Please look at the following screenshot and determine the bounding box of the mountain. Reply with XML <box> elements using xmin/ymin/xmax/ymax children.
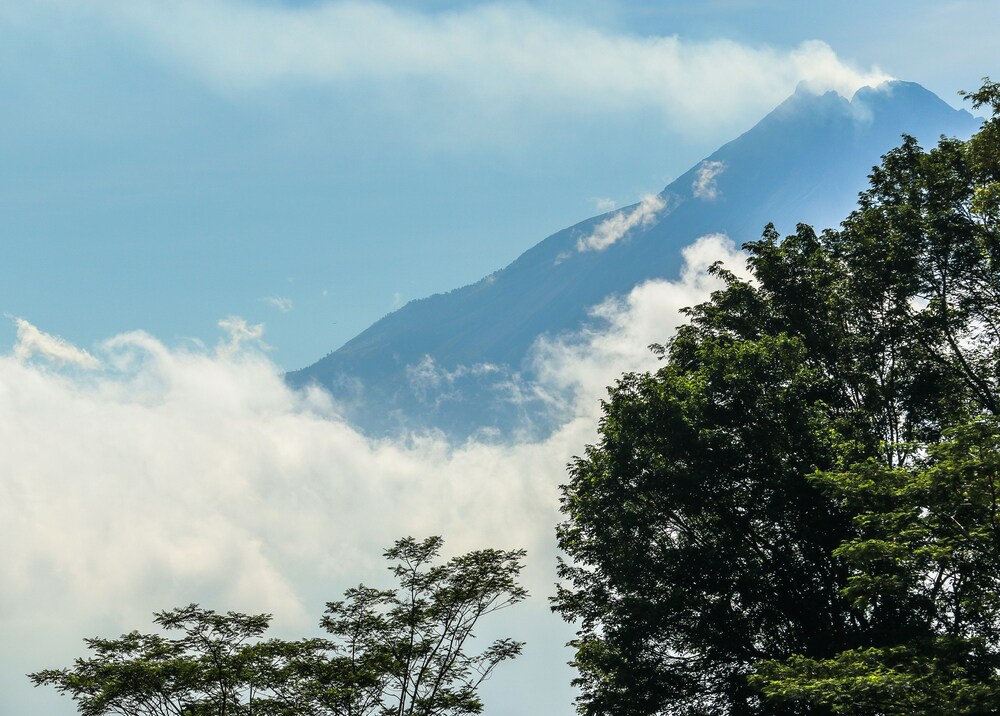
<box><xmin>287</xmin><ymin>81</ymin><xmax>980</xmax><ymax>439</ymax></box>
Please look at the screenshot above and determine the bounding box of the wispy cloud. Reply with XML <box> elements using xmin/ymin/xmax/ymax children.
<box><xmin>692</xmin><ymin>160</ymin><xmax>726</xmax><ymax>200</ymax></box>
<box><xmin>11</xmin><ymin>317</ymin><xmax>100</xmax><ymax>369</ymax></box>
<box><xmin>406</xmin><ymin>355</ymin><xmax>507</xmax><ymax>407</ymax></box>
<box><xmin>216</xmin><ymin>316</ymin><xmax>267</xmax><ymax>357</ymax></box>
<box><xmin>589</xmin><ymin>197</ymin><xmax>617</xmax><ymax>212</ymax></box>
<box><xmin>31</xmin><ymin>1</ymin><xmax>890</xmax><ymax>134</ymax></box>
<box><xmin>262</xmin><ymin>296</ymin><xmax>294</xmax><ymax>313</ymax></box>
<box><xmin>576</xmin><ymin>194</ymin><xmax>667</xmax><ymax>253</ymax></box>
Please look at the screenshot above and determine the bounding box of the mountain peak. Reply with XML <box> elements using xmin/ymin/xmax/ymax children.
<box><xmin>852</xmin><ymin>79</ymin><xmax>980</xmax><ymax>123</ymax></box>
<box><xmin>793</xmin><ymin>79</ymin><xmax>843</xmax><ymax>97</ymax></box>
<box><xmin>853</xmin><ymin>79</ymin><xmax>937</xmax><ymax>103</ymax></box>
<box><xmin>776</xmin><ymin>82</ymin><xmax>849</xmax><ymax>115</ymax></box>
<box><xmin>778</xmin><ymin>79</ymin><xmax>968</xmax><ymax>126</ymax></box>
<box><xmin>289</xmin><ymin>81</ymin><xmax>982</xmax><ymax>440</ymax></box>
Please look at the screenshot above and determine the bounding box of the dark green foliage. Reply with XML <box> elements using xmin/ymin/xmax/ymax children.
<box><xmin>29</xmin><ymin>605</ymin><xmax>319</xmax><ymax>716</ymax></box>
<box><xmin>753</xmin><ymin>419</ymin><xmax>1000</xmax><ymax>714</ymax></box>
<box><xmin>553</xmin><ymin>79</ymin><xmax>1000</xmax><ymax>716</ymax></box>
<box><xmin>554</xmin><ymin>263</ymin><xmax>863</xmax><ymax>716</ymax></box>
<box><xmin>30</xmin><ymin>537</ymin><xmax>526</xmax><ymax>716</ymax></box>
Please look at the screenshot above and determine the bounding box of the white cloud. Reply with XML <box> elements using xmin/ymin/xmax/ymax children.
<box><xmin>11</xmin><ymin>317</ymin><xmax>100</xmax><ymax>369</ymax></box>
<box><xmin>535</xmin><ymin>233</ymin><xmax>749</xmax><ymax>416</ymax></box>
<box><xmin>0</xmin><ymin>236</ymin><xmax>750</xmax><ymax>715</ymax></box>
<box><xmin>692</xmin><ymin>160</ymin><xmax>726</xmax><ymax>200</ymax></box>
<box><xmin>576</xmin><ymin>193</ymin><xmax>667</xmax><ymax>253</ymax></box>
<box><xmin>29</xmin><ymin>1</ymin><xmax>890</xmax><ymax>134</ymax></box>
<box><xmin>216</xmin><ymin>316</ymin><xmax>268</xmax><ymax>357</ymax></box>
<box><xmin>405</xmin><ymin>355</ymin><xmax>506</xmax><ymax>407</ymax></box>
<box><xmin>262</xmin><ymin>296</ymin><xmax>294</xmax><ymax>313</ymax></box>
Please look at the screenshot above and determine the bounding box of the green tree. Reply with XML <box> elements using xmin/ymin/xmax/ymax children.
<box><xmin>29</xmin><ymin>605</ymin><xmax>318</xmax><ymax>716</ymax></box>
<box><xmin>311</xmin><ymin>536</ymin><xmax>528</xmax><ymax>716</ymax></box>
<box><xmin>752</xmin><ymin>419</ymin><xmax>1000</xmax><ymax>714</ymax></box>
<box><xmin>553</xmin><ymin>270</ymin><xmax>864</xmax><ymax>716</ymax></box>
<box><xmin>30</xmin><ymin>537</ymin><xmax>527</xmax><ymax>716</ymax></box>
<box><xmin>552</xmin><ymin>79</ymin><xmax>1000</xmax><ymax>716</ymax></box>
<box><xmin>748</xmin><ymin>79</ymin><xmax>1000</xmax><ymax>716</ymax></box>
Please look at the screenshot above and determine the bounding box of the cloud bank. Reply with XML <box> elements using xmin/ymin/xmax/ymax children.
<box><xmin>0</xmin><ymin>234</ymin><xmax>747</xmax><ymax>715</ymax></box>
<box><xmin>27</xmin><ymin>0</ymin><xmax>890</xmax><ymax>133</ymax></box>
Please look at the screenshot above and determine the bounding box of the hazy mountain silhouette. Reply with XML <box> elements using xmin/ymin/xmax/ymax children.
<box><xmin>288</xmin><ymin>81</ymin><xmax>980</xmax><ymax>439</ymax></box>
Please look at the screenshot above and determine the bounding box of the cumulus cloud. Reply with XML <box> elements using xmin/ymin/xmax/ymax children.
<box><xmin>535</xmin><ymin>233</ymin><xmax>749</xmax><ymax>415</ymax></box>
<box><xmin>0</xmin><ymin>235</ymin><xmax>749</xmax><ymax>715</ymax></box>
<box><xmin>576</xmin><ymin>193</ymin><xmax>667</xmax><ymax>253</ymax></box>
<box><xmin>11</xmin><ymin>317</ymin><xmax>100</xmax><ymax>369</ymax></box>
<box><xmin>692</xmin><ymin>160</ymin><xmax>726</xmax><ymax>200</ymax></box>
<box><xmin>26</xmin><ymin>1</ymin><xmax>890</xmax><ymax>134</ymax></box>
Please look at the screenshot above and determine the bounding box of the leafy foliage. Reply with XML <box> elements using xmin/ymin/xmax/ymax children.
<box><xmin>553</xmin><ymin>79</ymin><xmax>1000</xmax><ymax>715</ymax></box>
<box><xmin>314</xmin><ymin>536</ymin><xmax>527</xmax><ymax>716</ymax></box>
<box><xmin>30</xmin><ymin>537</ymin><xmax>526</xmax><ymax>716</ymax></box>
<box><xmin>553</xmin><ymin>264</ymin><xmax>863</xmax><ymax>716</ymax></box>
<box><xmin>29</xmin><ymin>605</ymin><xmax>316</xmax><ymax>716</ymax></box>
<box><xmin>753</xmin><ymin>419</ymin><xmax>1000</xmax><ymax>714</ymax></box>
<box><xmin>749</xmin><ymin>79</ymin><xmax>1000</xmax><ymax>715</ymax></box>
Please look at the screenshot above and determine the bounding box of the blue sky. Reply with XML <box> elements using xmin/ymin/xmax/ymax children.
<box><xmin>3</xmin><ymin>0</ymin><xmax>996</xmax><ymax>370</ymax></box>
<box><xmin>3</xmin><ymin>3</ymin><xmax>1000</xmax><ymax>715</ymax></box>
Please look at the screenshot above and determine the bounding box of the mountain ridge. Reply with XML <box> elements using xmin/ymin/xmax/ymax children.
<box><xmin>288</xmin><ymin>80</ymin><xmax>980</xmax><ymax>439</ymax></box>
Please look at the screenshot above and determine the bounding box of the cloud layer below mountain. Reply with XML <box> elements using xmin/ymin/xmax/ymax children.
<box><xmin>1</xmin><ymin>234</ymin><xmax>746</xmax><ymax>714</ymax></box>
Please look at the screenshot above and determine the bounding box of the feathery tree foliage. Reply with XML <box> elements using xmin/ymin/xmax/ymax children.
<box><xmin>30</xmin><ymin>536</ymin><xmax>526</xmax><ymax>716</ymax></box>
<box><xmin>314</xmin><ymin>536</ymin><xmax>527</xmax><ymax>716</ymax></box>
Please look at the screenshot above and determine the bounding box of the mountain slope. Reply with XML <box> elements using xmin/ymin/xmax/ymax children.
<box><xmin>288</xmin><ymin>81</ymin><xmax>979</xmax><ymax>438</ymax></box>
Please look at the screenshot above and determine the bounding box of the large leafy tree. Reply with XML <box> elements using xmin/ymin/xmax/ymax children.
<box><xmin>749</xmin><ymin>80</ymin><xmax>1000</xmax><ymax>715</ymax></box>
<box><xmin>31</xmin><ymin>537</ymin><xmax>526</xmax><ymax>716</ymax></box>
<box><xmin>752</xmin><ymin>419</ymin><xmax>1000</xmax><ymax>714</ymax></box>
<box><xmin>553</xmin><ymin>252</ymin><xmax>865</xmax><ymax>716</ymax></box>
<box><xmin>553</xmin><ymin>79</ymin><xmax>1000</xmax><ymax>716</ymax></box>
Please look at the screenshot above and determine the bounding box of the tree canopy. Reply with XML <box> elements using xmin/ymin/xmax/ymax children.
<box><xmin>30</xmin><ymin>536</ymin><xmax>526</xmax><ymax>716</ymax></box>
<box><xmin>553</xmin><ymin>78</ymin><xmax>1000</xmax><ymax>716</ymax></box>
